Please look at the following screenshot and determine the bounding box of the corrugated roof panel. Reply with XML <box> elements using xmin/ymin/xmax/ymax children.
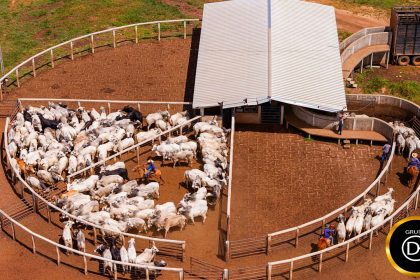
<box><xmin>193</xmin><ymin>0</ymin><xmax>269</xmax><ymax>108</ymax></box>
<box><xmin>271</xmin><ymin>0</ymin><xmax>346</xmax><ymax>112</ymax></box>
<box><xmin>193</xmin><ymin>0</ymin><xmax>347</xmax><ymax>112</ymax></box>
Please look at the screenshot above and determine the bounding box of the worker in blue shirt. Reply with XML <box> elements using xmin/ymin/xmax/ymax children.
<box><xmin>322</xmin><ymin>224</ymin><xmax>335</xmax><ymax>246</ymax></box>
<box><xmin>381</xmin><ymin>143</ymin><xmax>392</xmax><ymax>163</ymax></box>
<box><xmin>408</xmin><ymin>153</ymin><xmax>420</xmax><ymax>169</ymax></box>
<box><xmin>144</xmin><ymin>159</ymin><xmax>157</xmax><ymax>178</ymax></box>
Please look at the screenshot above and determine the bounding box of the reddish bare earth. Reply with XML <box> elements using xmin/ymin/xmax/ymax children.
<box><xmin>0</xmin><ymin>37</ymin><xmax>415</xmax><ymax>280</ymax></box>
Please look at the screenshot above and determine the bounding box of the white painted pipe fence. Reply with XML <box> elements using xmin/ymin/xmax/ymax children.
<box><xmin>0</xmin><ymin>18</ymin><xmax>200</xmax><ymax>101</ymax></box>
<box><xmin>0</xmin><ymin>209</ymin><xmax>184</xmax><ymax>280</ymax></box>
<box><xmin>224</xmin><ymin>114</ymin><xmax>235</xmax><ymax>261</ymax></box>
<box><xmin>4</xmin><ymin>117</ymin><xmax>187</xmax><ymax>260</ymax></box>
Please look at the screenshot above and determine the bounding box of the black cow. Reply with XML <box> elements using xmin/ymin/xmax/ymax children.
<box><xmin>23</xmin><ymin>109</ymin><xmax>32</xmax><ymax>122</ymax></box>
<box><xmin>37</xmin><ymin>113</ymin><xmax>60</xmax><ymax>130</ymax></box>
<box><xmin>99</xmin><ymin>168</ymin><xmax>129</xmax><ymax>181</ymax></box>
<box><xmin>116</xmin><ymin>106</ymin><xmax>143</xmax><ymax>123</ymax></box>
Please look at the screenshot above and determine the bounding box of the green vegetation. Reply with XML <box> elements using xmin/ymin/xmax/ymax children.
<box><xmin>355</xmin><ymin>71</ymin><xmax>420</xmax><ymax>102</ymax></box>
<box><xmin>347</xmin><ymin>0</ymin><xmax>420</xmax><ymax>10</ymax></box>
<box><xmin>0</xmin><ymin>0</ymin><xmax>187</xmax><ymax>72</ymax></box>
<box><xmin>338</xmin><ymin>30</ymin><xmax>352</xmax><ymax>42</ymax></box>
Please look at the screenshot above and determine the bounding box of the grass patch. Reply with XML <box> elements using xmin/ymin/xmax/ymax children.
<box><xmin>355</xmin><ymin>71</ymin><xmax>420</xmax><ymax>102</ymax></box>
<box><xmin>338</xmin><ymin>29</ymin><xmax>352</xmax><ymax>42</ymax></box>
<box><xmin>346</xmin><ymin>0</ymin><xmax>419</xmax><ymax>10</ymax></box>
<box><xmin>0</xmin><ymin>0</ymin><xmax>188</xmax><ymax>72</ymax></box>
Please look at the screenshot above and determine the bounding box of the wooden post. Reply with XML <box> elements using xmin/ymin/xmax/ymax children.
<box><xmin>56</xmin><ymin>247</ymin><xmax>61</xmax><ymax>265</ymax></box>
<box><xmin>107</xmin><ymin>102</ymin><xmax>111</xmax><ymax>114</ymax></box>
<box><xmin>32</xmin><ymin>58</ymin><xmax>36</xmax><ymax>77</ymax></box>
<box><xmin>267</xmin><ymin>265</ymin><xmax>272</xmax><ymax>280</ymax></box>
<box><xmin>135</xmin><ymin>26</ymin><xmax>139</xmax><ymax>44</ymax></box>
<box><xmin>136</xmin><ymin>147</ymin><xmax>140</xmax><ymax>163</ymax></box>
<box><xmin>266</xmin><ymin>235</ymin><xmax>272</xmax><ymax>254</ymax></box>
<box><xmin>183</xmin><ymin>21</ymin><xmax>187</xmax><ymax>39</ymax></box>
<box><xmin>319</xmin><ymin>253</ymin><xmax>323</xmax><ymax>272</ymax></box>
<box><xmin>113</xmin><ymin>30</ymin><xmax>116</xmax><ymax>48</ymax></box>
<box><xmin>47</xmin><ymin>205</ymin><xmax>51</xmax><ymax>223</ymax></box>
<box><xmin>31</xmin><ymin>235</ymin><xmax>36</xmax><ymax>253</ymax></box>
<box><xmin>16</xmin><ymin>69</ymin><xmax>20</xmax><ymax>88</ymax></box>
<box><xmin>70</xmin><ymin>41</ymin><xmax>74</xmax><ymax>60</ymax></box>
<box><xmin>93</xmin><ymin>228</ymin><xmax>97</xmax><ymax>245</ymax></box>
<box><xmin>369</xmin><ymin>231</ymin><xmax>373</xmax><ymax>250</ymax></box>
<box><xmin>11</xmin><ymin>222</ymin><xmax>16</xmax><ymax>240</ymax></box>
<box><xmin>181</xmin><ymin>243</ymin><xmax>186</xmax><ymax>262</ymax></box>
<box><xmin>295</xmin><ymin>228</ymin><xmax>299</xmax><ymax>247</ymax></box>
<box><xmin>83</xmin><ymin>256</ymin><xmax>88</xmax><ymax>275</ymax></box>
<box><xmin>289</xmin><ymin>261</ymin><xmax>294</xmax><ymax>280</ymax></box>
<box><xmin>345</xmin><ymin>243</ymin><xmax>350</xmax><ymax>262</ymax></box>
<box><xmin>50</xmin><ymin>49</ymin><xmax>54</xmax><ymax>68</ymax></box>
<box><xmin>157</xmin><ymin>23</ymin><xmax>161</xmax><ymax>41</ymax></box>
<box><xmin>91</xmin><ymin>35</ymin><xmax>95</xmax><ymax>54</ymax></box>
<box><xmin>225</xmin><ymin>241</ymin><xmax>230</xmax><ymax>262</ymax></box>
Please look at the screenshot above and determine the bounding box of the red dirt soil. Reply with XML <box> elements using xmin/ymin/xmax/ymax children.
<box><xmin>0</xmin><ymin>38</ymin><xmax>415</xmax><ymax>279</ymax></box>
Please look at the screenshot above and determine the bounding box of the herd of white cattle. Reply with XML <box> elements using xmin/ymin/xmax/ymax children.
<box><xmin>390</xmin><ymin>121</ymin><xmax>420</xmax><ymax>156</ymax></box>
<box><xmin>6</xmin><ymin>103</ymin><xmax>230</xmax><ymax>274</ymax></box>
<box><xmin>335</xmin><ymin>188</ymin><xmax>395</xmax><ymax>243</ymax></box>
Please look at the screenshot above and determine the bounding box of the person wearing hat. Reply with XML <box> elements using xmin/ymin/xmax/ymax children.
<box><xmin>144</xmin><ymin>158</ymin><xmax>157</xmax><ymax>178</ymax></box>
<box><xmin>322</xmin><ymin>224</ymin><xmax>335</xmax><ymax>246</ymax></box>
<box><xmin>408</xmin><ymin>153</ymin><xmax>420</xmax><ymax>169</ymax></box>
<box><xmin>380</xmin><ymin>143</ymin><xmax>392</xmax><ymax>163</ymax></box>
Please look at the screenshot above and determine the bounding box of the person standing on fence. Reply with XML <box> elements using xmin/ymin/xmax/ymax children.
<box><xmin>337</xmin><ymin>113</ymin><xmax>344</xmax><ymax>135</ymax></box>
<box><xmin>380</xmin><ymin>143</ymin><xmax>392</xmax><ymax>163</ymax></box>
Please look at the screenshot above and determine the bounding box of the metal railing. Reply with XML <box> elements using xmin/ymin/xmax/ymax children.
<box><xmin>0</xmin><ymin>209</ymin><xmax>184</xmax><ymax>280</ymax></box>
<box><xmin>227</xmin><ymin>141</ymin><xmax>395</xmax><ymax>260</ymax></box>
<box><xmin>0</xmin><ymin>18</ymin><xmax>200</xmax><ymax>101</ymax></box>
<box><xmin>67</xmin><ymin>115</ymin><xmax>202</xmax><ymax>182</ymax></box>
<box><xmin>267</xmin><ymin>182</ymin><xmax>420</xmax><ymax>279</ymax></box>
<box><xmin>4</xmin><ymin>116</ymin><xmax>187</xmax><ymax>260</ymax></box>
<box><xmin>224</xmin><ymin>114</ymin><xmax>235</xmax><ymax>261</ymax></box>
<box><xmin>341</xmin><ymin>32</ymin><xmax>391</xmax><ymax>65</ymax></box>
<box><xmin>340</xmin><ymin>26</ymin><xmax>389</xmax><ymax>53</ymax></box>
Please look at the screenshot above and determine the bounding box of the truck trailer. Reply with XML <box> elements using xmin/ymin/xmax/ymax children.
<box><xmin>390</xmin><ymin>6</ymin><xmax>420</xmax><ymax>66</ymax></box>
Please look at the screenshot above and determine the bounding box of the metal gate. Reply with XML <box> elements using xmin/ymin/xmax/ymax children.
<box><xmin>185</xmin><ymin>257</ymin><xmax>224</xmax><ymax>280</ymax></box>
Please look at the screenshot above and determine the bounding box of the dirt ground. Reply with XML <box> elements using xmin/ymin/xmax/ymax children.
<box><xmin>0</xmin><ymin>31</ymin><xmax>417</xmax><ymax>280</ymax></box>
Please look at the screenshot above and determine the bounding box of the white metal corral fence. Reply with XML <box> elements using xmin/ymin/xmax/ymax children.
<box><xmin>4</xmin><ymin>113</ymin><xmax>191</xmax><ymax>262</ymax></box>
<box><xmin>0</xmin><ymin>209</ymin><xmax>185</xmax><ymax>280</ymax></box>
<box><xmin>0</xmin><ymin>18</ymin><xmax>200</xmax><ymax>101</ymax></box>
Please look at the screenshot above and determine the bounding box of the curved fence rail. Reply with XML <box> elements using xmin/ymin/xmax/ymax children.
<box><xmin>0</xmin><ymin>209</ymin><xmax>184</xmax><ymax>280</ymax></box>
<box><xmin>267</xmin><ymin>183</ymin><xmax>420</xmax><ymax>279</ymax></box>
<box><xmin>4</xmin><ymin>114</ymin><xmax>189</xmax><ymax>261</ymax></box>
<box><xmin>340</xmin><ymin>26</ymin><xmax>389</xmax><ymax>53</ymax></box>
<box><xmin>0</xmin><ymin>18</ymin><xmax>200</xmax><ymax>101</ymax></box>
<box><xmin>226</xmin><ymin>104</ymin><xmax>397</xmax><ymax>260</ymax></box>
<box><xmin>341</xmin><ymin>32</ymin><xmax>391</xmax><ymax>65</ymax></box>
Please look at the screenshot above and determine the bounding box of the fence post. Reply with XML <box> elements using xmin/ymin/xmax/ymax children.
<box><xmin>390</xmin><ymin>217</ymin><xmax>394</xmax><ymax>230</ymax></box>
<box><xmin>345</xmin><ymin>243</ymin><xmax>350</xmax><ymax>262</ymax></box>
<box><xmin>183</xmin><ymin>21</ymin><xmax>187</xmax><ymax>39</ymax></box>
<box><xmin>70</xmin><ymin>41</ymin><xmax>74</xmax><ymax>60</ymax></box>
<box><xmin>376</xmin><ymin>180</ymin><xmax>381</xmax><ymax>196</ymax></box>
<box><xmin>50</xmin><ymin>49</ymin><xmax>54</xmax><ymax>68</ymax></box>
<box><xmin>267</xmin><ymin>264</ymin><xmax>272</xmax><ymax>280</ymax></box>
<box><xmin>145</xmin><ymin>267</ymin><xmax>149</xmax><ymax>280</ymax></box>
<box><xmin>93</xmin><ymin>228</ymin><xmax>97</xmax><ymax>245</ymax></box>
<box><xmin>415</xmin><ymin>192</ymin><xmax>419</xmax><ymax>210</ymax></box>
<box><xmin>135</xmin><ymin>26</ymin><xmax>139</xmax><ymax>44</ymax></box>
<box><xmin>56</xmin><ymin>247</ymin><xmax>60</xmax><ymax>265</ymax></box>
<box><xmin>157</xmin><ymin>22</ymin><xmax>161</xmax><ymax>41</ymax></box>
<box><xmin>91</xmin><ymin>35</ymin><xmax>95</xmax><ymax>54</ymax></box>
<box><xmin>0</xmin><ymin>213</ymin><xmax>3</xmax><ymax>230</ymax></box>
<box><xmin>225</xmin><ymin>240</ymin><xmax>230</xmax><ymax>262</ymax></box>
<box><xmin>295</xmin><ymin>228</ymin><xmax>299</xmax><ymax>247</ymax></box>
<box><xmin>113</xmin><ymin>263</ymin><xmax>118</xmax><ymax>280</ymax></box>
<box><xmin>108</xmin><ymin>102</ymin><xmax>111</xmax><ymax>114</ymax></box>
<box><xmin>31</xmin><ymin>235</ymin><xmax>36</xmax><ymax>254</ymax></box>
<box><xmin>83</xmin><ymin>255</ymin><xmax>88</xmax><ymax>275</ymax></box>
<box><xmin>11</xmin><ymin>222</ymin><xmax>16</xmax><ymax>240</ymax></box>
<box><xmin>319</xmin><ymin>253</ymin><xmax>323</xmax><ymax>272</ymax></box>
<box><xmin>369</xmin><ymin>231</ymin><xmax>373</xmax><ymax>249</ymax></box>
<box><xmin>266</xmin><ymin>235</ymin><xmax>272</xmax><ymax>254</ymax></box>
<box><xmin>182</xmin><ymin>243</ymin><xmax>186</xmax><ymax>262</ymax></box>
<box><xmin>113</xmin><ymin>30</ymin><xmax>116</xmax><ymax>48</ymax></box>
<box><xmin>289</xmin><ymin>261</ymin><xmax>294</xmax><ymax>280</ymax></box>
<box><xmin>32</xmin><ymin>58</ymin><xmax>36</xmax><ymax>77</ymax></box>
<box><xmin>223</xmin><ymin>268</ymin><xmax>229</xmax><ymax>280</ymax></box>
<box><xmin>136</xmin><ymin>147</ymin><xmax>140</xmax><ymax>163</ymax></box>
<box><xmin>179</xmin><ymin>270</ymin><xmax>184</xmax><ymax>280</ymax></box>
<box><xmin>16</xmin><ymin>69</ymin><xmax>20</xmax><ymax>88</ymax></box>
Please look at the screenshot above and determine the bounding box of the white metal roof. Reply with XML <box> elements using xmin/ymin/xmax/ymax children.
<box><xmin>193</xmin><ymin>0</ymin><xmax>347</xmax><ymax>112</ymax></box>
